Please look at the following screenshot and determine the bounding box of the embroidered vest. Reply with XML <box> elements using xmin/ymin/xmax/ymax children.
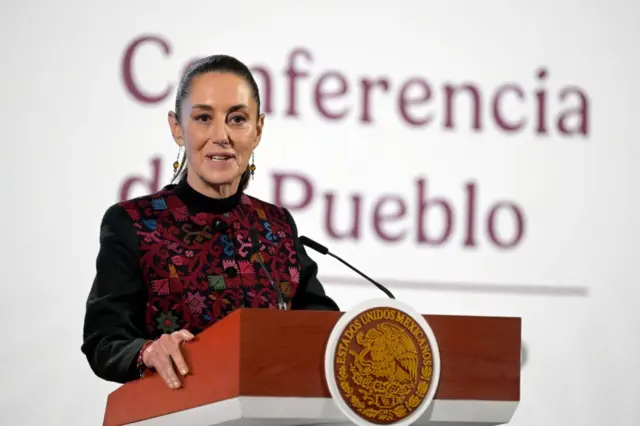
<box><xmin>120</xmin><ymin>188</ymin><xmax>301</xmax><ymax>337</ymax></box>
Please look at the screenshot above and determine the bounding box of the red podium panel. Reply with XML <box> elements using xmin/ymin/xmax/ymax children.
<box><xmin>103</xmin><ymin>309</ymin><xmax>520</xmax><ymax>426</ymax></box>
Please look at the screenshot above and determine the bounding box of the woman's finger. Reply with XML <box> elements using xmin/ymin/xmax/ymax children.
<box><xmin>172</xmin><ymin>329</ymin><xmax>195</xmax><ymax>343</ymax></box>
<box><xmin>167</xmin><ymin>341</ymin><xmax>189</xmax><ymax>376</ymax></box>
<box><xmin>152</xmin><ymin>348</ymin><xmax>181</xmax><ymax>389</ymax></box>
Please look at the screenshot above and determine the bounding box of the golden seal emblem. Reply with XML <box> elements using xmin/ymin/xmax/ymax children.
<box><xmin>325</xmin><ymin>299</ymin><xmax>440</xmax><ymax>426</ymax></box>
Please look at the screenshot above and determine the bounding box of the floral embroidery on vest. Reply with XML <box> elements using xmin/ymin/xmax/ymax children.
<box><xmin>120</xmin><ymin>188</ymin><xmax>301</xmax><ymax>337</ymax></box>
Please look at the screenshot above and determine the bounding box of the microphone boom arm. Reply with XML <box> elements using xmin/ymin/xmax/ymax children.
<box><xmin>327</xmin><ymin>252</ymin><xmax>395</xmax><ymax>299</ymax></box>
<box><xmin>299</xmin><ymin>235</ymin><xmax>395</xmax><ymax>299</ymax></box>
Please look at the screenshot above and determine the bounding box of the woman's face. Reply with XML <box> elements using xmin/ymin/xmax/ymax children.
<box><xmin>169</xmin><ymin>72</ymin><xmax>264</xmax><ymax>195</ymax></box>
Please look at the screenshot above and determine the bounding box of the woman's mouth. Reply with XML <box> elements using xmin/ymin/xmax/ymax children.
<box><xmin>206</xmin><ymin>153</ymin><xmax>235</xmax><ymax>162</ymax></box>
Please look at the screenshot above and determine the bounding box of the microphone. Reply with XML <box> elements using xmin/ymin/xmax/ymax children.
<box><xmin>249</xmin><ymin>229</ymin><xmax>288</xmax><ymax>310</ymax></box>
<box><xmin>298</xmin><ymin>235</ymin><xmax>395</xmax><ymax>299</ymax></box>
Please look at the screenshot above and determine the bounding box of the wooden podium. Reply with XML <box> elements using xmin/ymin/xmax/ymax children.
<box><xmin>103</xmin><ymin>309</ymin><xmax>520</xmax><ymax>426</ymax></box>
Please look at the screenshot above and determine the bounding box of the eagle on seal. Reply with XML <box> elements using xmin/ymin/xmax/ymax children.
<box><xmin>353</xmin><ymin>322</ymin><xmax>419</xmax><ymax>384</ymax></box>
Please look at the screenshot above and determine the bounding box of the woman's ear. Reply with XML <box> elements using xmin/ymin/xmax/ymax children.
<box><xmin>254</xmin><ymin>113</ymin><xmax>265</xmax><ymax>149</ymax></box>
<box><xmin>168</xmin><ymin>111</ymin><xmax>184</xmax><ymax>147</ymax></box>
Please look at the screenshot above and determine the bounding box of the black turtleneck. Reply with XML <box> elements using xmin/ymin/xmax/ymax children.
<box><xmin>172</xmin><ymin>178</ymin><xmax>244</xmax><ymax>214</ymax></box>
<box><xmin>80</xmin><ymin>180</ymin><xmax>339</xmax><ymax>384</ymax></box>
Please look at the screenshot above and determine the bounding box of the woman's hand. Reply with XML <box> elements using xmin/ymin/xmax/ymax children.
<box><xmin>142</xmin><ymin>329</ymin><xmax>195</xmax><ymax>388</ymax></box>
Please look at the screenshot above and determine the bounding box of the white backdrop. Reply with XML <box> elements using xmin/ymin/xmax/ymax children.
<box><xmin>1</xmin><ymin>1</ymin><xmax>639</xmax><ymax>425</ymax></box>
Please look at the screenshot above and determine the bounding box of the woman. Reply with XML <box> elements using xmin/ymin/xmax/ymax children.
<box><xmin>81</xmin><ymin>54</ymin><xmax>340</xmax><ymax>390</ymax></box>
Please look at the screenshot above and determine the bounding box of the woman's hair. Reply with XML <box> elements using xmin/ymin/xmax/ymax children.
<box><xmin>171</xmin><ymin>54</ymin><xmax>262</xmax><ymax>191</ymax></box>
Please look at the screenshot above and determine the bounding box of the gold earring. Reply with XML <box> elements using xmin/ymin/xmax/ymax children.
<box><xmin>173</xmin><ymin>146</ymin><xmax>184</xmax><ymax>174</ymax></box>
<box><xmin>249</xmin><ymin>151</ymin><xmax>256</xmax><ymax>179</ymax></box>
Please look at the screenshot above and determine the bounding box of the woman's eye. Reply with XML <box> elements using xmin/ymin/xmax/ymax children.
<box><xmin>229</xmin><ymin>115</ymin><xmax>247</xmax><ymax>124</ymax></box>
<box><xmin>196</xmin><ymin>114</ymin><xmax>211</xmax><ymax>123</ymax></box>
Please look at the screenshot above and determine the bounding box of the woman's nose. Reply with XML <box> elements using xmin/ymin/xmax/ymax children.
<box><xmin>210</xmin><ymin>116</ymin><xmax>230</xmax><ymax>144</ymax></box>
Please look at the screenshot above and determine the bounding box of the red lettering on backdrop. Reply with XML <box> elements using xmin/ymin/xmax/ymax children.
<box><xmin>284</xmin><ymin>48</ymin><xmax>312</xmax><ymax>117</ymax></box>
<box><xmin>122</xmin><ymin>35</ymin><xmax>173</xmax><ymax>104</ymax></box>
<box><xmin>120</xmin><ymin>35</ymin><xmax>591</xmax><ymax>137</ymax></box>
<box><xmin>119</xmin><ymin>157</ymin><xmax>161</xmax><ymax>201</ymax></box>
<box><xmin>398</xmin><ymin>78</ymin><xmax>433</xmax><ymax>127</ymax></box>
<box><xmin>271</xmin><ymin>170</ymin><xmax>525</xmax><ymax>249</ymax></box>
<box><xmin>113</xmin><ymin>35</ymin><xmax>600</xmax><ymax>251</ymax></box>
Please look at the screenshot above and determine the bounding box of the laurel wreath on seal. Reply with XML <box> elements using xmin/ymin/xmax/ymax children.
<box><xmin>338</xmin><ymin>362</ymin><xmax>433</xmax><ymax>422</ymax></box>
